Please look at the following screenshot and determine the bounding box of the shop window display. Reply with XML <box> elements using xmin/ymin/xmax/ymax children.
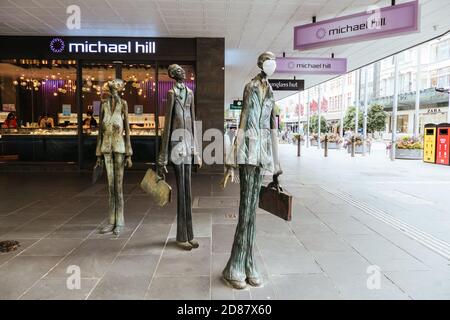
<box><xmin>0</xmin><ymin>59</ymin><xmax>78</xmax><ymax>133</ymax></box>
<box><xmin>0</xmin><ymin>59</ymin><xmax>196</xmax><ymax>163</ymax></box>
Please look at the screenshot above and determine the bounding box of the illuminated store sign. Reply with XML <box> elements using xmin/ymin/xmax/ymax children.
<box><xmin>50</xmin><ymin>38</ymin><xmax>156</xmax><ymax>54</ymax></box>
<box><xmin>0</xmin><ymin>36</ymin><xmax>196</xmax><ymax>61</ymax></box>
<box><xmin>294</xmin><ymin>1</ymin><xmax>419</xmax><ymax>50</ymax></box>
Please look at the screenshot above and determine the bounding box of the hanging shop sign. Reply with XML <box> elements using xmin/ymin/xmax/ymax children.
<box><xmin>276</xmin><ymin>57</ymin><xmax>347</xmax><ymax>75</ymax></box>
<box><xmin>0</xmin><ymin>36</ymin><xmax>196</xmax><ymax>60</ymax></box>
<box><xmin>230</xmin><ymin>104</ymin><xmax>241</xmax><ymax>110</ymax></box>
<box><xmin>268</xmin><ymin>79</ymin><xmax>304</xmax><ymax>91</ymax></box>
<box><xmin>294</xmin><ymin>1</ymin><xmax>419</xmax><ymax>50</ymax></box>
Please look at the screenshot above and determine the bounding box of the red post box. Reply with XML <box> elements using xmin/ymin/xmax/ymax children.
<box><xmin>436</xmin><ymin>123</ymin><xmax>450</xmax><ymax>165</ymax></box>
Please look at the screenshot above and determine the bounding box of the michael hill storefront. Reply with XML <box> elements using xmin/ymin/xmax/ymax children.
<box><xmin>0</xmin><ymin>36</ymin><xmax>224</xmax><ymax>168</ymax></box>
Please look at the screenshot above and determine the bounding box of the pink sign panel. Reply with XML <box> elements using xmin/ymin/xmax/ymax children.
<box><xmin>276</xmin><ymin>57</ymin><xmax>347</xmax><ymax>75</ymax></box>
<box><xmin>294</xmin><ymin>1</ymin><xmax>419</xmax><ymax>50</ymax></box>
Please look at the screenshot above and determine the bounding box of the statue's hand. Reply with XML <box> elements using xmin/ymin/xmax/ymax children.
<box><xmin>96</xmin><ymin>156</ymin><xmax>103</xmax><ymax>167</ymax></box>
<box><xmin>220</xmin><ymin>166</ymin><xmax>235</xmax><ymax>189</ymax></box>
<box><xmin>196</xmin><ymin>155</ymin><xmax>203</xmax><ymax>169</ymax></box>
<box><xmin>272</xmin><ymin>169</ymin><xmax>283</xmax><ymax>192</ymax></box>
<box><xmin>125</xmin><ymin>156</ymin><xmax>133</xmax><ymax>168</ymax></box>
<box><xmin>273</xmin><ymin>169</ymin><xmax>283</xmax><ymax>179</ymax></box>
<box><xmin>157</xmin><ymin>165</ymin><xmax>168</xmax><ymax>179</ymax></box>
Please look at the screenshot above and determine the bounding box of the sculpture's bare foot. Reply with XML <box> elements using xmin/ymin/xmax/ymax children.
<box><xmin>99</xmin><ymin>224</ymin><xmax>115</xmax><ymax>234</ymax></box>
<box><xmin>222</xmin><ymin>277</ymin><xmax>247</xmax><ymax>290</ymax></box>
<box><xmin>113</xmin><ymin>225</ymin><xmax>124</xmax><ymax>236</ymax></box>
<box><xmin>188</xmin><ymin>239</ymin><xmax>199</xmax><ymax>249</ymax></box>
<box><xmin>176</xmin><ymin>241</ymin><xmax>193</xmax><ymax>251</ymax></box>
<box><xmin>246</xmin><ymin>277</ymin><xmax>263</xmax><ymax>287</ymax></box>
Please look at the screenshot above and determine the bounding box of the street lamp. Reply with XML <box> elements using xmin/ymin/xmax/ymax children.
<box><xmin>435</xmin><ymin>87</ymin><xmax>450</xmax><ymax>123</ymax></box>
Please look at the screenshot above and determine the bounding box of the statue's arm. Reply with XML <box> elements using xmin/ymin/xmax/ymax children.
<box><xmin>95</xmin><ymin>102</ymin><xmax>104</xmax><ymax>157</ymax></box>
<box><xmin>190</xmin><ymin>92</ymin><xmax>201</xmax><ymax>164</ymax></box>
<box><xmin>158</xmin><ymin>90</ymin><xmax>174</xmax><ymax>167</ymax></box>
<box><xmin>270</xmin><ymin>105</ymin><xmax>282</xmax><ymax>175</ymax></box>
<box><xmin>122</xmin><ymin>100</ymin><xmax>133</xmax><ymax>157</ymax></box>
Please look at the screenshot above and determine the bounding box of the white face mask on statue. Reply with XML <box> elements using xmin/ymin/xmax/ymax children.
<box><xmin>262</xmin><ymin>59</ymin><xmax>276</xmax><ymax>77</ymax></box>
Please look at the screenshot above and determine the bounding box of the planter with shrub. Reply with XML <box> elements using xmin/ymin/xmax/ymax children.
<box><xmin>321</xmin><ymin>133</ymin><xmax>343</xmax><ymax>149</ymax></box>
<box><xmin>395</xmin><ymin>136</ymin><xmax>423</xmax><ymax>160</ymax></box>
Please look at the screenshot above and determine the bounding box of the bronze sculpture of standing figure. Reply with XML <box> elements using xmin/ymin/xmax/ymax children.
<box><xmin>96</xmin><ymin>79</ymin><xmax>133</xmax><ymax>236</ymax></box>
<box><xmin>158</xmin><ymin>64</ymin><xmax>202</xmax><ymax>251</ymax></box>
<box><xmin>221</xmin><ymin>52</ymin><xmax>282</xmax><ymax>289</ymax></box>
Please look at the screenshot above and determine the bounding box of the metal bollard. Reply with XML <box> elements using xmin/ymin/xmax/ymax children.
<box><xmin>324</xmin><ymin>135</ymin><xmax>328</xmax><ymax>157</ymax></box>
<box><xmin>297</xmin><ymin>137</ymin><xmax>301</xmax><ymax>157</ymax></box>
<box><xmin>351</xmin><ymin>136</ymin><xmax>355</xmax><ymax>157</ymax></box>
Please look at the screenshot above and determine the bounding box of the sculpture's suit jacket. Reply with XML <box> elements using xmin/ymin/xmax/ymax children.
<box><xmin>227</xmin><ymin>73</ymin><xmax>281</xmax><ymax>173</ymax></box>
<box><xmin>96</xmin><ymin>96</ymin><xmax>133</xmax><ymax>157</ymax></box>
<box><xmin>158</xmin><ymin>84</ymin><xmax>198</xmax><ymax>166</ymax></box>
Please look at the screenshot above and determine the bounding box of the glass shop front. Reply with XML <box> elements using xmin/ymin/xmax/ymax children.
<box><xmin>0</xmin><ymin>36</ymin><xmax>197</xmax><ymax>167</ymax></box>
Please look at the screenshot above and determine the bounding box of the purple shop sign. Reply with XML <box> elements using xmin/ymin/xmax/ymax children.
<box><xmin>276</xmin><ymin>57</ymin><xmax>347</xmax><ymax>75</ymax></box>
<box><xmin>294</xmin><ymin>1</ymin><xmax>419</xmax><ymax>50</ymax></box>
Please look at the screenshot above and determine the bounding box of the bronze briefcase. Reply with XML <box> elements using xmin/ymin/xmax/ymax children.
<box><xmin>259</xmin><ymin>180</ymin><xmax>292</xmax><ymax>221</ymax></box>
<box><xmin>140</xmin><ymin>168</ymin><xmax>172</xmax><ymax>207</ymax></box>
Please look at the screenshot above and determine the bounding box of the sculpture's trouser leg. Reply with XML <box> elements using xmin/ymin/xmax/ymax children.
<box><xmin>114</xmin><ymin>153</ymin><xmax>125</xmax><ymax>227</ymax></box>
<box><xmin>104</xmin><ymin>153</ymin><xmax>125</xmax><ymax>227</ymax></box>
<box><xmin>173</xmin><ymin>163</ymin><xmax>194</xmax><ymax>242</ymax></box>
<box><xmin>223</xmin><ymin>165</ymin><xmax>262</xmax><ymax>282</ymax></box>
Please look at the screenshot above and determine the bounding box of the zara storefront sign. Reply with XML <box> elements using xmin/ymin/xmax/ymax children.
<box><xmin>276</xmin><ymin>57</ymin><xmax>347</xmax><ymax>75</ymax></box>
<box><xmin>294</xmin><ymin>1</ymin><xmax>419</xmax><ymax>50</ymax></box>
<box><xmin>50</xmin><ymin>37</ymin><xmax>156</xmax><ymax>54</ymax></box>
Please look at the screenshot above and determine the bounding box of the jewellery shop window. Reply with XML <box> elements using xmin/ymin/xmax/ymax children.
<box><xmin>122</xmin><ymin>63</ymin><xmax>157</xmax><ymax>136</ymax></box>
<box><xmin>158</xmin><ymin>64</ymin><xmax>196</xmax><ymax>136</ymax></box>
<box><xmin>0</xmin><ymin>59</ymin><xmax>78</xmax><ymax>135</ymax></box>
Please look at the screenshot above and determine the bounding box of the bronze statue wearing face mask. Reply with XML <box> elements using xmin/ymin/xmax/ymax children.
<box><xmin>96</xmin><ymin>79</ymin><xmax>133</xmax><ymax>236</ymax></box>
<box><xmin>221</xmin><ymin>52</ymin><xmax>283</xmax><ymax>290</ymax></box>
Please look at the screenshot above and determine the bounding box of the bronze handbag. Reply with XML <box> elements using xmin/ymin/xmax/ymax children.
<box><xmin>259</xmin><ymin>177</ymin><xmax>292</xmax><ymax>221</ymax></box>
<box><xmin>140</xmin><ymin>168</ymin><xmax>172</xmax><ymax>207</ymax></box>
<box><xmin>92</xmin><ymin>161</ymin><xmax>104</xmax><ymax>184</ymax></box>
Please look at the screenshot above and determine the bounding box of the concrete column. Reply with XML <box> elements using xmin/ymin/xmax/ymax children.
<box><xmin>355</xmin><ymin>70</ymin><xmax>360</xmax><ymax>135</ymax></box>
<box><xmin>298</xmin><ymin>92</ymin><xmax>302</xmax><ymax>134</ymax></box>
<box><xmin>340</xmin><ymin>74</ymin><xmax>347</xmax><ymax>137</ymax></box>
<box><xmin>363</xmin><ymin>67</ymin><xmax>369</xmax><ymax>155</ymax></box>
<box><xmin>318</xmin><ymin>84</ymin><xmax>322</xmax><ymax>150</ymax></box>
<box><xmin>306</xmin><ymin>90</ymin><xmax>310</xmax><ymax>148</ymax></box>
<box><xmin>414</xmin><ymin>47</ymin><xmax>421</xmax><ymax>137</ymax></box>
<box><xmin>195</xmin><ymin>38</ymin><xmax>225</xmax><ymax>171</ymax></box>
<box><xmin>372</xmin><ymin>61</ymin><xmax>381</xmax><ymax>99</ymax></box>
<box><xmin>391</xmin><ymin>54</ymin><xmax>400</xmax><ymax>161</ymax></box>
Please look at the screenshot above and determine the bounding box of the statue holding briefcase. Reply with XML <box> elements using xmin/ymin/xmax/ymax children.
<box><xmin>221</xmin><ymin>52</ymin><xmax>291</xmax><ymax>290</ymax></box>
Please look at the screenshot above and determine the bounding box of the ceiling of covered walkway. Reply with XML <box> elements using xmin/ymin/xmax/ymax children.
<box><xmin>1</xmin><ymin>0</ymin><xmax>449</xmax><ymax>103</ymax></box>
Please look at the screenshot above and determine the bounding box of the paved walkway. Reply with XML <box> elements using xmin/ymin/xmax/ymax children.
<box><xmin>0</xmin><ymin>143</ymin><xmax>449</xmax><ymax>300</ymax></box>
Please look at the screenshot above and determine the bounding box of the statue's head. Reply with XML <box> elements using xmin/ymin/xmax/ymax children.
<box><xmin>257</xmin><ymin>52</ymin><xmax>276</xmax><ymax>77</ymax></box>
<box><xmin>101</xmin><ymin>79</ymin><xmax>125</xmax><ymax>99</ymax></box>
<box><xmin>168</xmin><ymin>64</ymin><xmax>186</xmax><ymax>81</ymax></box>
<box><xmin>108</xmin><ymin>79</ymin><xmax>125</xmax><ymax>92</ymax></box>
